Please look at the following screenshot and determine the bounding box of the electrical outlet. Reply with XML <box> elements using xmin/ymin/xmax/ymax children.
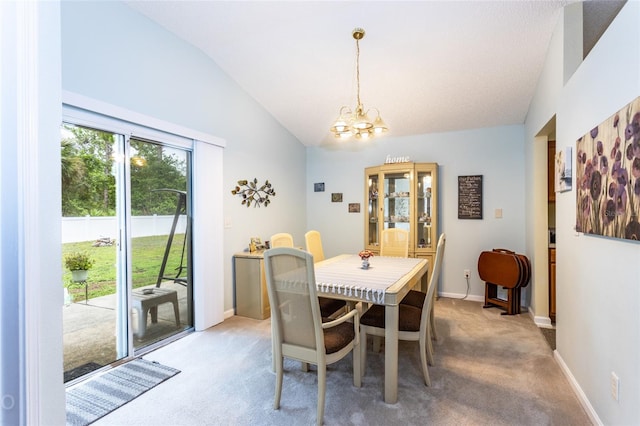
<box><xmin>463</xmin><ymin>269</ymin><xmax>470</xmax><ymax>279</ymax></box>
<box><xmin>611</xmin><ymin>372</ymin><xmax>619</xmax><ymax>401</ymax></box>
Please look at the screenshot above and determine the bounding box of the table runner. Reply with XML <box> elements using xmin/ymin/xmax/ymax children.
<box><xmin>314</xmin><ymin>255</ymin><xmax>423</xmax><ymax>304</ymax></box>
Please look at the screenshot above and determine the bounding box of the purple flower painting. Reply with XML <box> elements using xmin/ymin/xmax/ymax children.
<box><xmin>576</xmin><ymin>96</ymin><xmax>640</xmax><ymax>241</ymax></box>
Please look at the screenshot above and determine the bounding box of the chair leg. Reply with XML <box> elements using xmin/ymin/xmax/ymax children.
<box><xmin>353</xmin><ymin>340</ymin><xmax>361</xmax><ymax>388</ymax></box>
<box><xmin>419</xmin><ymin>333</ymin><xmax>431</xmax><ymax>387</ymax></box>
<box><xmin>430</xmin><ymin>301</ymin><xmax>438</xmax><ymax>341</ymax></box>
<box><xmin>427</xmin><ymin>336</ymin><xmax>434</xmax><ymax>366</ymax></box>
<box><xmin>274</xmin><ymin>355</ymin><xmax>283</xmax><ymax>409</ymax></box>
<box><xmin>271</xmin><ymin>322</ymin><xmax>276</xmax><ymax>373</ymax></box>
<box><xmin>317</xmin><ymin>364</ymin><xmax>326</xmax><ymax>426</ymax></box>
<box><xmin>360</xmin><ymin>328</ymin><xmax>367</xmax><ymax>377</ymax></box>
<box><xmin>426</xmin><ymin>319</ymin><xmax>434</xmax><ymax>366</ymax></box>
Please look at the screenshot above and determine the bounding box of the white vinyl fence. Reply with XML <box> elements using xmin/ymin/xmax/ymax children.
<box><xmin>62</xmin><ymin>215</ymin><xmax>187</xmax><ymax>244</ymax></box>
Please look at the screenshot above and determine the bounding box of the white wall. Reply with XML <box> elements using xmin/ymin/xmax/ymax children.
<box><xmin>307</xmin><ymin>125</ymin><xmax>527</xmax><ymax>301</ymax></box>
<box><xmin>525</xmin><ymin>2</ymin><xmax>640</xmax><ymax>424</ymax></box>
<box><xmin>1</xmin><ymin>1</ymin><xmax>65</xmax><ymax>424</ymax></box>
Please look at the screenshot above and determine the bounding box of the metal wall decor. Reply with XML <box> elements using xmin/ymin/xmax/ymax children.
<box><xmin>231</xmin><ymin>178</ymin><xmax>276</xmax><ymax>207</ymax></box>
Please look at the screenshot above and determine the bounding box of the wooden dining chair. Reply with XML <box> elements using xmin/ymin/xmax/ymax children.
<box><xmin>380</xmin><ymin>228</ymin><xmax>409</xmax><ymax>257</ymax></box>
<box><xmin>270</xmin><ymin>232</ymin><xmax>294</xmax><ymax>248</ymax></box>
<box><xmin>400</xmin><ymin>233</ymin><xmax>446</xmax><ymax>364</ymax></box>
<box><xmin>360</xmin><ymin>233</ymin><xmax>446</xmax><ymax>386</ymax></box>
<box><xmin>264</xmin><ymin>247</ymin><xmax>361</xmax><ymax>426</ymax></box>
<box><xmin>304</xmin><ymin>230</ymin><xmax>325</xmax><ymax>262</ymax></box>
<box><xmin>305</xmin><ymin>230</ymin><xmax>347</xmax><ymax>318</ymax></box>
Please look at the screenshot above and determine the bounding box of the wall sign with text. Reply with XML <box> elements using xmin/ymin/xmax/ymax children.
<box><xmin>458</xmin><ymin>175</ymin><xmax>483</xmax><ymax>219</ymax></box>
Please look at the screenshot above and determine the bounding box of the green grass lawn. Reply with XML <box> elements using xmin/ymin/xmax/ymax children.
<box><xmin>62</xmin><ymin>234</ymin><xmax>186</xmax><ymax>302</ymax></box>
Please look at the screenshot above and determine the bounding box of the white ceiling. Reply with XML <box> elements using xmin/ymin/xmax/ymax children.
<box><xmin>124</xmin><ymin>1</ymin><xmax>620</xmax><ymax>147</ymax></box>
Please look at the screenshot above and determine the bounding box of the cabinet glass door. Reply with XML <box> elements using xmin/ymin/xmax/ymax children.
<box><xmin>366</xmin><ymin>171</ymin><xmax>380</xmax><ymax>247</ymax></box>
<box><xmin>416</xmin><ymin>169</ymin><xmax>434</xmax><ymax>249</ymax></box>
<box><xmin>383</xmin><ymin>171</ymin><xmax>411</xmax><ymax>232</ymax></box>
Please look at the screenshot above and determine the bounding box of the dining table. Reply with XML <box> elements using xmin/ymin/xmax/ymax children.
<box><xmin>314</xmin><ymin>254</ymin><xmax>429</xmax><ymax>404</ymax></box>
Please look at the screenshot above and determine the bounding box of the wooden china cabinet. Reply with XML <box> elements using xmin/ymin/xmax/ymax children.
<box><xmin>364</xmin><ymin>162</ymin><xmax>439</xmax><ymax>284</ymax></box>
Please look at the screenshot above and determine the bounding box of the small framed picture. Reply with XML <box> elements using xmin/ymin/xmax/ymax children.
<box><xmin>348</xmin><ymin>203</ymin><xmax>360</xmax><ymax>213</ymax></box>
<box><xmin>331</xmin><ymin>193</ymin><xmax>343</xmax><ymax>202</ymax></box>
<box><xmin>314</xmin><ymin>182</ymin><xmax>325</xmax><ymax>192</ymax></box>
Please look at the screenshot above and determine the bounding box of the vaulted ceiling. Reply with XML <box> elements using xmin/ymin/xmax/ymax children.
<box><xmin>124</xmin><ymin>1</ymin><xmax>625</xmax><ymax>147</ymax></box>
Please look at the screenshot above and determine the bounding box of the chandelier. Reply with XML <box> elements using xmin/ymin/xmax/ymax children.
<box><xmin>330</xmin><ymin>28</ymin><xmax>388</xmax><ymax>140</ymax></box>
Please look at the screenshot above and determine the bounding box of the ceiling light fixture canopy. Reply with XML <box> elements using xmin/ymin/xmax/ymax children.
<box><xmin>330</xmin><ymin>28</ymin><xmax>388</xmax><ymax>140</ymax></box>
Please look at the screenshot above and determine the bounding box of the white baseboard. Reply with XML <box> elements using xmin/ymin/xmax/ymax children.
<box><xmin>553</xmin><ymin>350</ymin><xmax>602</xmax><ymax>425</ymax></box>
<box><xmin>224</xmin><ymin>308</ymin><xmax>235</xmax><ymax>319</ymax></box>
<box><xmin>438</xmin><ymin>292</ymin><xmax>484</xmax><ymax>303</ymax></box>
<box><xmin>527</xmin><ymin>305</ymin><xmax>554</xmax><ymax>328</ymax></box>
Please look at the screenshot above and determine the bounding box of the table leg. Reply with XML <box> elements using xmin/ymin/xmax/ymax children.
<box><xmin>384</xmin><ymin>304</ymin><xmax>399</xmax><ymax>404</ymax></box>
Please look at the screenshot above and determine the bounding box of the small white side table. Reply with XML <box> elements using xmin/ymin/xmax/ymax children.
<box><xmin>132</xmin><ymin>288</ymin><xmax>180</xmax><ymax>338</ymax></box>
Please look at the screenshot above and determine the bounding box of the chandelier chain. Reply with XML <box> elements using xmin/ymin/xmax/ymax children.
<box><xmin>329</xmin><ymin>27</ymin><xmax>388</xmax><ymax>140</ymax></box>
<box><xmin>355</xmin><ymin>37</ymin><xmax>361</xmax><ymax>108</ymax></box>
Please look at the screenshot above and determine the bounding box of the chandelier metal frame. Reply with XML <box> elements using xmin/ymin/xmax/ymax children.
<box><xmin>330</xmin><ymin>28</ymin><xmax>388</xmax><ymax>140</ymax></box>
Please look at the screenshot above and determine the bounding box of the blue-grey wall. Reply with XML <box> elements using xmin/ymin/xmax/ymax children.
<box><xmin>307</xmin><ymin>125</ymin><xmax>526</xmax><ymax>300</ymax></box>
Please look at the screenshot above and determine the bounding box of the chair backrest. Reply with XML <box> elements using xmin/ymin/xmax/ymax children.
<box><xmin>304</xmin><ymin>230</ymin><xmax>325</xmax><ymax>263</ymax></box>
<box><xmin>380</xmin><ymin>228</ymin><xmax>409</xmax><ymax>257</ymax></box>
<box><xmin>270</xmin><ymin>233</ymin><xmax>294</xmax><ymax>248</ymax></box>
<box><xmin>421</xmin><ymin>233</ymin><xmax>446</xmax><ymax>323</ymax></box>
<box><xmin>264</xmin><ymin>247</ymin><xmax>324</xmax><ymax>354</ymax></box>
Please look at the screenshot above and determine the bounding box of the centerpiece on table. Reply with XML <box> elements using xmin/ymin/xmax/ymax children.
<box><xmin>358</xmin><ymin>249</ymin><xmax>374</xmax><ymax>270</ymax></box>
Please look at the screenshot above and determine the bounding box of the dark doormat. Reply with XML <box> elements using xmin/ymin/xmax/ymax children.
<box><xmin>540</xmin><ymin>327</ymin><xmax>556</xmax><ymax>351</ymax></box>
<box><xmin>64</xmin><ymin>362</ymin><xmax>103</xmax><ymax>383</ymax></box>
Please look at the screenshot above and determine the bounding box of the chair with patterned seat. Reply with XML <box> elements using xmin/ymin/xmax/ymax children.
<box><xmin>264</xmin><ymin>247</ymin><xmax>361</xmax><ymax>426</ymax></box>
<box><xmin>360</xmin><ymin>233</ymin><xmax>446</xmax><ymax>386</ymax></box>
<box><xmin>400</xmin><ymin>233</ymin><xmax>446</xmax><ymax>364</ymax></box>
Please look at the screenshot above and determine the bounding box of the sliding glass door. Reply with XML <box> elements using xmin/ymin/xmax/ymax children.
<box><xmin>61</xmin><ymin>124</ymin><xmax>124</xmax><ymax>381</ymax></box>
<box><xmin>61</xmin><ymin>124</ymin><xmax>193</xmax><ymax>382</ymax></box>
<box><xmin>129</xmin><ymin>138</ymin><xmax>192</xmax><ymax>350</ymax></box>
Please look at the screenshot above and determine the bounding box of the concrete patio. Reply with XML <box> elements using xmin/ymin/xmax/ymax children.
<box><xmin>63</xmin><ymin>281</ymin><xmax>190</xmax><ymax>381</ymax></box>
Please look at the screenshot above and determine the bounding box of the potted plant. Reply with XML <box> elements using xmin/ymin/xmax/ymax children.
<box><xmin>64</xmin><ymin>251</ymin><xmax>95</xmax><ymax>282</ymax></box>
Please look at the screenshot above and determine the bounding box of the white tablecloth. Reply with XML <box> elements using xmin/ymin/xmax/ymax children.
<box><xmin>314</xmin><ymin>255</ymin><xmax>423</xmax><ymax>304</ymax></box>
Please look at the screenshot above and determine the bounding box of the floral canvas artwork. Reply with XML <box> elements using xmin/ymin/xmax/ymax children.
<box><xmin>575</xmin><ymin>96</ymin><xmax>640</xmax><ymax>241</ymax></box>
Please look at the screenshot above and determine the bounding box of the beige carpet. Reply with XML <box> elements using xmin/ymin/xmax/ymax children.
<box><xmin>540</xmin><ymin>327</ymin><xmax>556</xmax><ymax>351</ymax></box>
<box><xmin>92</xmin><ymin>297</ymin><xmax>591</xmax><ymax>425</ymax></box>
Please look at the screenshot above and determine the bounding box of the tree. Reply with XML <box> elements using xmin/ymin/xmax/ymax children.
<box><xmin>129</xmin><ymin>140</ymin><xmax>187</xmax><ymax>215</ymax></box>
<box><xmin>61</xmin><ymin>125</ymin><xmax>188</xmax><ymax>217</ymax></box>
